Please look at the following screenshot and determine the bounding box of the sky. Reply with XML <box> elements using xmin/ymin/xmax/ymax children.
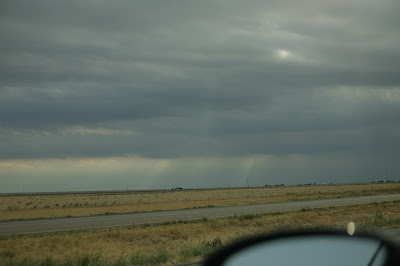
<box><xmin>1</xmin><ymin>0</ymin><xmax>400</xmax><ymax>192</ymax></box>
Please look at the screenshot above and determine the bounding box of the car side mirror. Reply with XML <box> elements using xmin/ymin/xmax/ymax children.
<box><xmin>204</xmin><ymin>230</ymin><xmax>400</xmax><ymax>266</ymax></box>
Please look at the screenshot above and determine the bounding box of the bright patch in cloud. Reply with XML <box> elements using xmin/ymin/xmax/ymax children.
<box><xmin>276</xmin><ymin>49</ymin><xmax>292</xmax><ymax>59</ymax></box>
<box><xmin>57</xmin><ymin>126</ymin><xmax>136</xmax><ymax>136</ymax></box>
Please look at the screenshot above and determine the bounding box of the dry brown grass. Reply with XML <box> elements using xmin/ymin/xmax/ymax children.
<box><xmin>1</xmin><ymin>183</ymin><xmax>399</xmax><ymax>221</ymax></box>
<box><xmin>0</xmin><ymin>201</ymin><xmax>399</xmax><ymax>265</ymax></box>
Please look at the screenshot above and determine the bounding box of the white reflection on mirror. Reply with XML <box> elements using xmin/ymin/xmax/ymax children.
<box><xmin>224</xmin><ymin>235</ymin><xmax>387</xmax><ymax>266</ymax></box>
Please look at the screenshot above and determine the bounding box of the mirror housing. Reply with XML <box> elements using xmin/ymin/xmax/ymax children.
<box><xmin>204</xmin><ymin>229</ymin><xmax>400</xmax><ymax>266</ymax></box>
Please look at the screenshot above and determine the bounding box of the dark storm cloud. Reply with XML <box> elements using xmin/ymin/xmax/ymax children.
<box><xmin>1</xmin><ymin>0</ymin><xmax>400</xmax><ymax>160</ymax></box>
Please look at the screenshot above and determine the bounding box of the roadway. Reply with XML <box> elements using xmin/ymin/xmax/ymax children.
<box><xmin>1</xmin><ymin>193</ymin><xmax>399</xmax><ymax>236</ymax></box>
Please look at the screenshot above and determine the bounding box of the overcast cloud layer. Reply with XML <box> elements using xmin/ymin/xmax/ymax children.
<box><xmin>1</xmin><ymin>1</ymin><xmax>400</xmax><ymax>192</ymax></box>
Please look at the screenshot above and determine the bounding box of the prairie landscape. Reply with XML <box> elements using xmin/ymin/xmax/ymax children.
<box><xmin>0</xmin><ymin>183</ymin><xmax>399</xmax><ymax>265</ymax></box>
<box><xmin>0</xmin><ymin>201</ymin><xmax>399</xmax><ymax>265</ymax></box>
<box><xmin>1</xmin><ymin>183</ymin><xmax>399</xmax><ymax>221</ymax></box>
<box><xmin>3</xmin><ymin>0</ymin><xmax>400</xmax><ymax>264</ymax></box>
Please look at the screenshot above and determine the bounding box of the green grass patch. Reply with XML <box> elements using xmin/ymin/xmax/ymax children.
<box><xmin>179</xmin><ymin>237</ymin><xmax>223</xmax><ymax>261</ymax></box>
<box><xmin>129</xmin><ymin>250</ymin><xmax>171</xmax><ymax>265</ymax></box>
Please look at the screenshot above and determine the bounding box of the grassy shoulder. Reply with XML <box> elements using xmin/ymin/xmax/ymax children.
<box><xmin>1</xmin><ymin>183</ymin><xmax>399</xmax><ymax>221</ymax></box>
<box><xmin>1</xmin><ymin>201</ymin><xmax>399</xmax><ymax>265</ymax></box>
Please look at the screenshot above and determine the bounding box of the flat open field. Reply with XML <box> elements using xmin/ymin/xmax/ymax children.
<box><xmin>1</xmin><ymin>201</ymin><xmax>399</xmax><ymax>265</ymax></box>
<box><xmin>1</xmin><ymin>183</ymin><xmax>399</xmax><ymax>221</ymax></box>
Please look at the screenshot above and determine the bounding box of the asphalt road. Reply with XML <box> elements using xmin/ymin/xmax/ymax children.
<box><xmin>1</xmin><ymin>193</ymin><xmax>399</xmax><ymax>236</ymax></box>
